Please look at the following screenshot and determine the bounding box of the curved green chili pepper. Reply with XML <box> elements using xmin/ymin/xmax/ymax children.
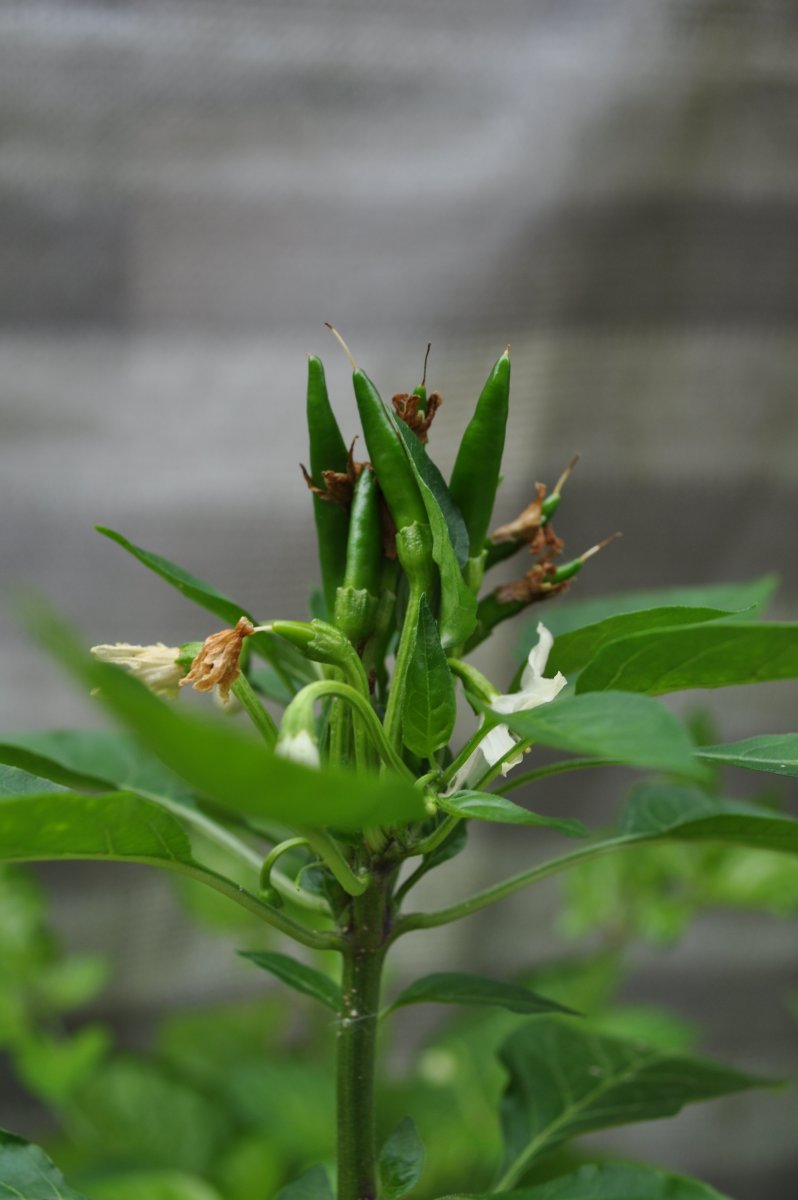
<box><xmin>334</xmin><ymin>466</ymin><xmax>382</xmax><ymax>643</ymax></box>
<box><xmin>306</xmin><ymin>356</ymin><xmax>350</xmax><ymax>618</ymax></box>
<box><xmin>449</xmin><ymin>350</ymin><xmax>511</xmax><ymax>556</ymax></box>
<box><xmin>353</xmin><ymin>369</ymin><xmax>428</xmax><ymax>534</ymax></box>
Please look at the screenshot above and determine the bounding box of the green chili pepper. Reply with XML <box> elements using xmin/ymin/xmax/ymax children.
<box><xmin>449</xmin><ymin>349</ymin><xmax>511</xmax><ymax>557</ymax></box>
<box><xmin>334</xmin><ymin>466</ymin><xmax>382</xmax><ymax>643</ymax></box>
<box><xmin>353</xmin><ymin>369</ymin><xmax>428</xmax><ymax>534</ymax></box>
<box><xmin>306</xmin><ymin>356</ymin><xmax>350</xmax><ymax>619</ymax></box>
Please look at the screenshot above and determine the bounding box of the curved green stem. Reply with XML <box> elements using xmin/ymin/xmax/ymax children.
<box><xmin>300</xmin><ymin>827</ymin><xmax>371</xmax><ymax>897</ymax></box>
<box><xmin>413</xmin><ymin>813</ymin><xmax>460</xmax><ymax>858</ymax></box>
<box><xmin>232</xmin><ymin>674</ymin><xmax>279</xmax><ymax>746</ymax></box>
<box><xmin>260</xmin><ymin>835</ymin><xmax>312</xmax><ymax>890</ymax></box>
<box><xmin>394</xmin><ymin>836</ymin><xmax>632</xmax><ymax>936</ymax></box>
<box><xmin>297</xmin><ymin>679</ymin><xmax>414</xmax><ymax>779</ymax></box>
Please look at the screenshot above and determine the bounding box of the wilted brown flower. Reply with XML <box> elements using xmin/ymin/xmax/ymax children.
<box><xmin>391</xmin><ymin>391</ymin><xmax>442</xmax><ymax>444</ymax></box>
<box><xmin>180</xmin><ymin>616</ymin><xmax>255</xmax><ymax>702</ymax></box>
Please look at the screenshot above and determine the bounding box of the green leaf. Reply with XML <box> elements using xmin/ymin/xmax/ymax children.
<box><xmin>536</xmin><ymin>575</ymin><xmax>778</xmax><ymax>639</ymax></box>
<box><xmin>402</xmin><ymin>595</ymin><xmax>457</xmax><ymax>759</ymax></box>
<box><xmin>0</xmin><ymin>731</ymin><xmax>193</xmax><ymax>800</ymax></box>
<box><xmin>496</xmin><ymin>1016</ymin><xmax>772</xmax><ymax>1187</ymax></box>
<box><xmin>91</xmin><ymin>1172</ymin><xmax>223</xmax><ymax>1200</ymax></box>
<box><xmin>616</xmin><ymin>782</ymin><xmax>798</xmax><ymax>856</ymax></box>
<box><xmin>697</xmin><ymin>734</ymin><xmax>798</xmax><ymax>778</ymax></box>
<box><xmin>32</xmin><ymin>611</ymin><xmax>426</xmax><ymax>831</ymax></box>
<box><xmin>378</xmin><ymin>1116</ymin><xmax>425</xmax><ymax>1199</ymax></box>
<box><xmin>438</xmin><ymin>792</ymin><xmax>586</xmax><ymax>838</ymax></box>
<box><xmin>0</xmin><ymin>789</ymin><xmax>197</xmax><ymax>867</ymax></box>
<box><xmin>391</xmin><ymin>420</ymin><xmax>477</xmax><ymax>648</ymax></box>
<box><xmin>275</xmin><ymin>1165</ymin><xmax>334</xmax><ymax>1200</ymax></box>
<box><xmin>97</xmin><ymin>526</ymin><xmax>253</xmax><ymax>625</ymax></box>
<box><xmin>96</xmin><ymin>526</ymin><xmax>315</xmax><ymax>690</ymax></box>
<box><xmin>0</xmin><ymin>1128</ymin><xmax>88</xmax><ymax>1199</ymax></box>
<box><xmin>539</xmin><ymin>606</ymin><xmax>735</xmax><ymax>676</ymax></box>
<box><xmin>386</xmin><ymin>973</ymin><xmax>577</xmax><ymax>1017</ymax></box>
<box><xmin>238</xmin><ymin>950</ymin><xmax>341</xmax><ymax>1012</ymax></box>
<box><xmin>0</xmin><ymin>763</ymin><xmax>67</xmax><ymax>796</ymax></box>
<box><xmin>439</xmin><ymin>1160</ymin><xmax>732</xmax><ymax>1198</ymax></box>
<box><xmin>249</xmin><ymin>666</ymin><xmax>296</xmax><ymax>706</ymax></box>
<box><xmin>493</xmin><ymin>692</ymin><xmax>704</xmax><ymax>781</ymax></box>
<box><xmin>576</xmin><ymin>622</ymin><xmax>798</xmax><ymax>695</ymax></box>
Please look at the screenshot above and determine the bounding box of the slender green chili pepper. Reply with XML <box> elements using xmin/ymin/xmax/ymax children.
<box><xmin>353</xmin><ymin>369</ymin><xmax>428</xmax><ymax>534</ymax></box>
<box><xmin>449</xmin><ymin>349</ymin><xmax>511</xmax><ymax>556</ymax></box>
<box><xmin>306</xmin><ymin>355</ymin><xmax>350</xmax><ymax>619</ymax></box>
<box><xmin>334</xmin><ymin>466</ymin><xmax>382</xmax><ymax>644</ymax></box>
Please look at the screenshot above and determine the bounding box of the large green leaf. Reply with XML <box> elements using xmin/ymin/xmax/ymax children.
<box><xmin>96</xmin><ymin>527</ymin><xmax>315</xmax><ymax>690</ymax></box>
<box><xmin>392</xmin><ymin>419</ymin><xmax>477</xmax><ymax>648</ymax></box>
<box><xmin>33</xmin><ymin>612</ymin><xmax>426</xmax><ymax>831</ymax></box>
<box><xmin>533</xmin><ymin>576</ymin><xmax>778</xmax><ymax>640</ymax></box>
<box><xmin>378</xmin><ymin>1117</ymin><xmax>425</xmax><ymax>1199</ymax></box>
<box><xmin>438</xmin><ymin>791</ymin><xmax>586</xmax><ymax>838</ymax></box>
<box><xmin>275</xmin><ymin>1166</ymin><xmax>334</xmax><ymax>1200</ymax></box>
<box><xmin>402</xmin><ymin>595</ymin><xmax>457</xmax><ymax>759</ymax></box>
<box><xmin>439</xmin><ymin>1161</ymin><xmax>731</xmax><ymax>1199</ymax></box>
<box><xmin>576</xmin><ymin>622</ymin><xmax>798</xmax><ymax>695</ymax></box>
<box><xmin>0</xmin><ymin>788</ymin><xmax>195</xmax><ymax>868</ymax></box>
<box><xmin>697</xmin><ymin>734</ymin><xmax>798</xmax><ymax>778</ymax></box>
<box><xmin>494</xmin><ymin>693</ymin><xmax>704</xmax><ymax>781</ymax></box>
<box><xmin>496</xmin><ymin>1017</ymin><xmax>771</xmax><ymax>1188</ymax></box>
<box><xmin>539</xmin><ymin>607</ymin><xmax>734</xmax><ymax>676</ymax></box>
<box><xmin>616</xmin><ymin>783</ymin><xmax>798</xmax><ymax>855</ymax></box>
<box><xmin>0</xmin><ymin>1128</ymin><xmax>88</xmax><ymax>1199</ymax></box>
<box><xmin>239</xmin><ymin>950</ymin><xmax>341</xmax><ymax>1012</ymax></box>
<box><xmin>386</xmin><ymin>973</ymin><xmax>576</xmax><ymax>1017</ymax></box>
<box><xmin>0</xmin><ymin>730</ymin><xmax>192</xmax><ymax>799</ymax></box>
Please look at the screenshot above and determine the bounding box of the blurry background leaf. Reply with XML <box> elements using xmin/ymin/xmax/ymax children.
<box><xmin>378</xmin><ymin>1116</ymin><xmax>425</xmax><ymax>1199</ymax></box>
<box><xmin>0</xmin><ymin>1129</ymin><xmax>88</xmax><ymax>1199</ymax></box>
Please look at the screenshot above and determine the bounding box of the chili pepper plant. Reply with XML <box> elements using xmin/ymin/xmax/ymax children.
<box><xmin>2</xmin><ymin>332</ymin><xmax>798</xmax><ymax>1200</ymax></box>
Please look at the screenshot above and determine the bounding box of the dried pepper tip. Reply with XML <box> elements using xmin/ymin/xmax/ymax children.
<box><xmin>541</xmin><ymin>454</ymin><xmax>580</xmax><ymax>523</ymax></box>
<box><xmin>545</xmin><ymin>532</ymin><xmax>621</xmax><ymax>585</ymax></box>
<box><xmin>180</xmin><ymin>616</ymin><xmax>255</xmax><ymax>702</ymax></box>
<box><xmin>300</xmin><ymin>439</ymin><xmax>366</xmax><ymax>511</ymax></box>
<box><xmin>490</xmin><ymin>484</ymin><xmax>546</xmax><ymax>545</ymax></box>
<box><xmin>391</xmin><ymin>390</ymin><xmax>442</xmax><ymax>444</ymax></box>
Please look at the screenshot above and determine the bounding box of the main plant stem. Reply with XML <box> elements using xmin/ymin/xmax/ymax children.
<box><xmin>337</xmin><ymin>878</ymin><xmax>390</xmax><ymax>1200</ymax></box>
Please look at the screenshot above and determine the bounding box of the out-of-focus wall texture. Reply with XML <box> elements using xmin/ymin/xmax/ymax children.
<box><xmin>1</xmin><ymin>0</ymin><xmax>797</xmax><ymax>1194</ymax></box>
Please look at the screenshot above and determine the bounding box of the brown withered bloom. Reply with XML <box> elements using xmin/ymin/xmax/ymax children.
<box><xmin>300</xmin><ymin>439</ymin><xmax>366</xmax><ymax>511</ymax></box>
<box><xmin>391</xmin><ymin>392</ymin><xmax>442</xmax><ymax>444</ymax></box>
<box><xmin>494</xmin><ymin>562</ymin><xmax>570</xmax><ymax>607</ymax></box>
<box><xmin>180</xmin><ymin>616</ymin><xmax>255</xmax><ymax>702</ymax></box>
<box><xmin>490</xmin><ymin>483</ymin><xmax>564</xmax><ymax>558</ymax></box>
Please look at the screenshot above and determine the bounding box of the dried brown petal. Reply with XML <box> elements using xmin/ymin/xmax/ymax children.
<box><xmin>391</xmin><ymin>391</ymin><xmax>442</xmax><ymax>444</ymax></box>
<box><xmin>180</xmin><ymin>616</ymin><xmax>255</xmax><ymax>702</ymax></box>
<box><xmin>494</xmin><ymin>563</ymin><xmax>570</xmax><ymax>607</ymax></box>
<box><xmin>490</xmin><ymin>484</ymin><xmax>547</xmax><ymax>545</ymax></box>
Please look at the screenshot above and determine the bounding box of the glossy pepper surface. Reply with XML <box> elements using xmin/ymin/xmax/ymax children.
<box><xmin>449</xmin><ymin>350</ymin><xmax>511</xmax><ymax>556</ymax></box>
<box><xmin>306</xmin><ymin>356</ymin><xmax>350</xmax><ymax>618</ymax></box>
<box><xmin>334</xmin><ymin>466</ymin><xmax>382</xmax><ymax>643</ymax></box>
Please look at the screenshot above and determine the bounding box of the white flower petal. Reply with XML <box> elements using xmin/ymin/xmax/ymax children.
<box><xmin>276</xmin><ymin>730</ymin><xmax>321</xmax><ymax>769</ymax></box>
<box><xmin>520</xmin><ymin>621</ymin><xmax>554</xmax><ymax>689</ymax></box>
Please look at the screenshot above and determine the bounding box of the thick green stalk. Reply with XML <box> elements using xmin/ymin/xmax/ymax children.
<box><xmin>337</xmin><ymin>881</ymin><xmax>390</xmax><ymax>1200</ymax></box>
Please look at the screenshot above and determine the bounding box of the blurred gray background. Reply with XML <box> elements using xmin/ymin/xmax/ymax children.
<box><xmin>1</xmin><ymin>0</ymin><xmax>797</xmax><ymax>1195</ymax></box>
